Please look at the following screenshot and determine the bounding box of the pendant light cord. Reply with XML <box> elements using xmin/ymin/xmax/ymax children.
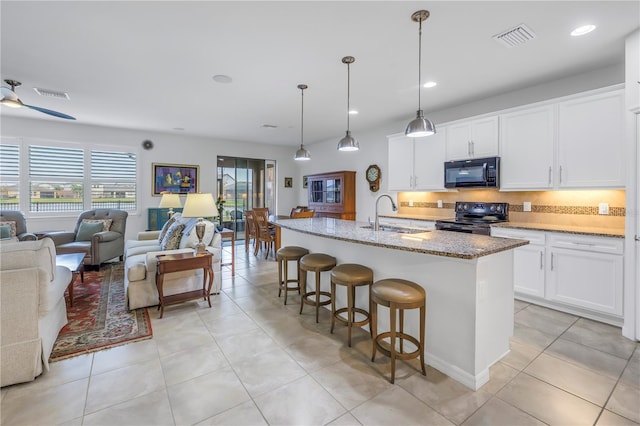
<box><xmin>300</xmin><ymin>86</ymin><xmax>304</xmax><ymax>148</ymax></box>
<box><xmin>417</xmin><ymin>18</ymin><xmax>423</xmax><ymax>111</ymax></box>
<box><xmin>346</xmin><ymin>62</ymin><xmax>351</xmax><ymax>131</ymax></box>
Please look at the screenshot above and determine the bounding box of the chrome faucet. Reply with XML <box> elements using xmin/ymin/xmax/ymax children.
<box><xmin>374</xmin><ymin>194</ymin><xmax>398</xmax><ymax>231</ymax></box>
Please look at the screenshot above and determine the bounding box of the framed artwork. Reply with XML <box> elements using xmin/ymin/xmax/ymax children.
<box><xmin>152</xmin><ymin>163</ymin><xmax>199</xmax><ymax>196</ymax></box>
<box><xmin>303</xmin><ymin>175</ymin><xmax>308</xmax><ymax>188</ymax></box>
<box><xmin>284</xmin><ymin>177</ymin><xmax>293</xmax><ymax>188</ymax></box>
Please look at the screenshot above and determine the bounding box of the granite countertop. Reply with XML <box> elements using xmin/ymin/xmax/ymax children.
<box><xmin>273</xmin><ymin>217</ymin><xmax>528</xmax><ymax>260</ymax></box>
<box><xmin>492</xmin><ymin>222</ymin><xmax>625</xmax><ymax>238</ymax></box>
<box><xmin>379</xmin><ymin>213</ymin><xmax>625</xmax><ymax>238</ymax></box>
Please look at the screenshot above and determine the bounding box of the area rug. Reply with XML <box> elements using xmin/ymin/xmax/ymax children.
<box><xmin>49</xmin><ymin>263</ymin><xmax>153</xmax><ymax>361</ymax></box>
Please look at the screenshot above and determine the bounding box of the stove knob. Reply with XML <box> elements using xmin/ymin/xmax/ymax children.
<box><xmin>496</xmin><ymin>205</ymin><xmax>503</xmax><ymax>212</ymax></box>
<box><xmin>463</xmin><ymin>204</ymin><xmax>469</xmax><ymax>210</ymax></box>
<box><xmin>490</xmin><ymin>205</ymin><xmax>496</xmax><ymax>212</ymax></box>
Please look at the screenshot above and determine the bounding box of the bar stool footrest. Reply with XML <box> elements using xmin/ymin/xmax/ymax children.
<box><xmin>301</xmin><ymin>291</ymin><xmax>332</xmax><ymax>307</ymax></box>
<box><xmin>334</xmin><ymin>307</ymin><xmax>370</xmax><ymax>328</ymax></box>
<box><xmin>373</xmin><ymin>332</ymin><xmax>421</xmax><ymax>361</ymax></box>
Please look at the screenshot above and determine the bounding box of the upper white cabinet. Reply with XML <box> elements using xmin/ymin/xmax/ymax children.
<box><xmin>500</xmin><ymin>87</ymin><xmax>625</xmax><ymax>191</ymax></box>
<box><xmin>446</xmin><ymin>116</ymin><xmax>499</xmax><ymax>160</ymax></box>
<box><xmin>557</xmin><ymin>89</ymin><xmax>625</xmax><ymax>188</ymax></box>
<box><xmin>388</xmin><ymin>129</ymin><xmax>446</xmax><ymax>191</ymax></box>
<box><xmin>499</xmin><ymin>105</ymin><xmax>555</xmax><ymax>190</ymax></box>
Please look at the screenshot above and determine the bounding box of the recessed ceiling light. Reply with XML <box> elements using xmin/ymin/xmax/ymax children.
<box><xmin>172</xmin><ymin>127</ymin><xmax>185</xmax><ymax>131</ymax></box>
<box><xmin>571</xmin><ymin>25</ymin><xmax>596</xmax><ymax>36</ymax></box>
<box><xmin>212</xmin><ymin>74</ymin><xmax>233</xmax><ymax>83</ymax></box>
<box><xmin>423</xmin><ymin>81</ymin><xmax>437</xmax><ymax>88</ymax></box>
<box><xmin>348</xmin><ymin>109</ymin><xmax>358</xmax><ymax>115</ymax></box>
<box><xmin>262</xmin><ymin>124</ymin><xmax>278</xmax><ymax>129</ymax></box>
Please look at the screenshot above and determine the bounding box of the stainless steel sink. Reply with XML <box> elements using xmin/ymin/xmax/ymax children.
<box><xmin>360</xmin><ymin>225</ymin><xmax>428</xmax><ymax>234</ymax></box>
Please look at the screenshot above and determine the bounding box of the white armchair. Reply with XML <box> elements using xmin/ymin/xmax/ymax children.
<box><xmin>0</xmin><ymin>238</ymin><xmax>72</xmax><ymax>387</ymax></box>
<box><xmin>124</xmin><ymin>214</ymin><xmax>222</xmax><ymax>310</ymax></box>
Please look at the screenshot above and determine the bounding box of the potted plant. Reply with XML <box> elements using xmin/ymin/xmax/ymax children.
<box><xmin>215</xmin><ymin>196</ymin><xmax>226</xmax><ymax>231</ymax></box>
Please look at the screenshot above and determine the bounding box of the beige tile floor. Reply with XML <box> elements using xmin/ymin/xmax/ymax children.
<box><xmin>2</xmin><ymin>244</ymin><xmax>639</xmax><ymax>426</ymax></box>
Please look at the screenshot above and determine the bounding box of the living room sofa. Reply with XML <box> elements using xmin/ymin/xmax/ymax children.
<box><xmin>0</xmin><ymin>238</ymin><xmax>71</xmax><ymax>387</ymax></box>
<box><xmin>124</xmin><ymin>214</ymin><xmax>222</xmax><ymax>310</ymax></box>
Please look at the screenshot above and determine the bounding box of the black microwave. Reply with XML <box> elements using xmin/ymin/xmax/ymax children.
<box><xmin>444</xmin><ymin>157</ymin><xmax>500</xmax><ymax>188</ymax></box>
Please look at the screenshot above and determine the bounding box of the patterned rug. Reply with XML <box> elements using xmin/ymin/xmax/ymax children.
<box><xmin>49</xmin><ymin>263</ymin><xmax>153</xmax><ymax>361</ymax></box>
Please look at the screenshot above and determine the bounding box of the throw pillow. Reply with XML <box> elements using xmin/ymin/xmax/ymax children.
<box><xmin>75</xmin><ymin>221</ymin><xmax>104</xmax><ymax>241</ymax></box>
<box><xmin>0</xmin><ymin>225</ymin><xmax>12</xmax><ymax>240</ymax></box>
<box><xmin>0</xmin><ymin>221</ymin><xmax>17</xmax><ymax>238</ymax></box>
<box><xmin>158</xmin><ymin>213</ymin><xmax>180</xmax><ymax>244</ymax></box>
<box><xmin>160</xmin><ymin>222</ymin><xmax>185</xmax><ymax>250</ymax></box>
<box><xmin>82</xmin><ymin>218</ymin><xmax>113</xmax><ymax>231</ymax></box>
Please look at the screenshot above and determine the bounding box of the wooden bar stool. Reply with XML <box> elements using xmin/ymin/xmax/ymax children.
<box><xmin>330</xmin><ymin>263</ymin><xmax>374</xmax><ymax>347</ymax></box>
<box><xmin>276</xmin><ymin>246</ymin><xmax>309</xmax><ymax>305</ymax></box>
<box><xmin>299</xmin><ymin>253</ymin><xmax>336</xmax><ymax>323</ymax></box>
<box><xmin>371</xmin><ymin>278</ymin><xmax>426</xmax><ymax>384</ymax></box>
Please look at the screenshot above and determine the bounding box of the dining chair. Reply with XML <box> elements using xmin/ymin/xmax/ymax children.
<box><xmin>244</xmin><ymin>210</ymin><xmax>257</xmax><ymax>253</ymax></box>
<box><xmin>253</xmin><ymin>209</ymin><xmax>276</xmax><ymax>259</ymax></box>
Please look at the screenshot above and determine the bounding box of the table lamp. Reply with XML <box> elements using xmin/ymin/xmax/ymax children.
<box><xmin>158</xmin><ymin>193</ymin><xmax>182</xmax><ymax>217</ymax></box>
<box><xmin>182</xmin><ymin>193</ymin><xmax>218</xmax><ymax>254</ymax></box>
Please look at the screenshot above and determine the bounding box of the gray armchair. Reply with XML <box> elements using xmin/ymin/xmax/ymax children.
<box><xmin>43</xmin><ymin>209</ymin><xmax>128</xmax><ymax>268</ymax></box>
<box><xmin>0</xmin><ymin>210</ymin><xmax>37</xmax><ymax>241</ymax></box>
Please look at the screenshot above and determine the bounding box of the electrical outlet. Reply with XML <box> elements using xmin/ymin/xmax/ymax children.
<box><xmin>437</xmin><ymin>200</ymin><xmax>443</xmax><ymax>208</ymax></box>
<box><xmin>598</xmin><ymin>203</ymin><xmax>609</xmax><ymax>215</ymax></box>
<box><xmin>523</xmin><ymin>202</ymin><xmax>531</xmax><ymax>212</ymax></box>
<box><xmin>408</xmin><ymin>200</ymin><xmax>414</xmax><ymax>207</ymax></box>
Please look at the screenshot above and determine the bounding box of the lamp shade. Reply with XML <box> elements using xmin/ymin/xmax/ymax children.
<box><xmin>405</xmin><ymin>110</ymin><xmax>436</xmax><ymax>137</ymax></box>
<box><xmin>337</xmin><ymin>130</ymin><xmax>359</xmax><ymax>151</ymax></box>
<box><xmin>182</xmin><ymin>193</ymin><xmax>218</xmax><ymax>218</ymax></box>
<box><xmin>294</xmin><ymin>145</ymin><xmax>311</xmax><ymax>161</ymax></box>
<box><xmin>158</xmin><ymin>193</ymin><xmax>182</xmax><ymax>209</ymax></box>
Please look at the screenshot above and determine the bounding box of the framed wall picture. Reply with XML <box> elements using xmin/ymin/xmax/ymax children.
<box><xmin>303</xmin><ymin>175</ymin><xmax>308</xmax><ymax>188</ymax></box>
<box><xmin>152</xmin><ymin>163</ymin><xmax>199</xmax><ymax>196</ymax></box>
<box><xmin>284</xmin><ymin>177</ymin><xmax>293</xmax><ymax>188</ymax></box>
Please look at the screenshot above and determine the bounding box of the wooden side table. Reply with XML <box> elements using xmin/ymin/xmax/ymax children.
<box><xmin>219</xmin><ymin>228</ymin><xmax>235</xmax><ymax>276</ymax></box>
<box><xmin>155</xmin><ymin>252</ymin><xmax>214</xmax><ymax>318</ymax></box>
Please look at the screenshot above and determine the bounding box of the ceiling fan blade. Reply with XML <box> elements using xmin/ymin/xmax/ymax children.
<box><xmin>24</xmin><ymin>104</ymin><xmax>76</xmax><ymax>120</ymax></box>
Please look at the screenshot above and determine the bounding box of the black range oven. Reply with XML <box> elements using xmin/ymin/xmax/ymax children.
<box><xmin>435</xmin><ymin>202</ymin><xmax>509</xmax><ymax>236</ymax></box>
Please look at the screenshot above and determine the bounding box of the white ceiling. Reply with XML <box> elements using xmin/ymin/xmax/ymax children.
<box><xmin>1</xmin><ymin>1</ymin><xmax>638</xmax><ymax>147</ymax></box>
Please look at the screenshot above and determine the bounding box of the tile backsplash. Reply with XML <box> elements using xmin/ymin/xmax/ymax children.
<box><xmin>397</xmin><ymin>189</ymin><xmax>626</xmax><ymax>229</ymax></box>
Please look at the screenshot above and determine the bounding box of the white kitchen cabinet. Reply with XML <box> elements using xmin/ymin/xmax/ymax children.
<box><xmin>446</xmin><ymin>116</ymin><xmax>499</xmax><ymax>160</ymax></box>
<box><xmin>548</xmin><ymin>234</ymin><xmax>623</xmax><ymax>316</ymax></box>
<box><xmin>557</xmin><ymin>89</ymin><xmax>625</xmax><ymax>188</ymax></box>
<box><xmin>499</xmin><ymin>105</ymin><xmax>555</xmax><ymax>190</ymax></box>
<box><xmin>491</xmin><ymin>228</ymin><xmax>545</xmax><ymax>298</ymax></box>
<box><xmin>388</xmin><ymin>129</ymin><xmax>446</xmax><ymax>191</ymax></box>
<box><xmin>491</xmin><ymin>227</ymin><xmax>624</xmax><ymax>324</ymax></box>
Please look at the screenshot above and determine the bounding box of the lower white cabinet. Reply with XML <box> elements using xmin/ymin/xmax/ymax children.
<box><xmin>491</xmin><ymin>227</ymin><xmax>624</xmax><ymax>324</ymax></box>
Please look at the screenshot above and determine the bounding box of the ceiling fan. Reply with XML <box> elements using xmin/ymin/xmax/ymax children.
<box><xmin>0</xmin><ymin>79</ymin><xmax>76</xmax><ymax>120</ymax></box>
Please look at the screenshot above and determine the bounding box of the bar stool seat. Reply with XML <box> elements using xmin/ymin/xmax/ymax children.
<box><xmin>330</xmin><ymin>263</ymin><xmax>374</xmax><ymax>347</ymax></box>
<box><xmin>276</xmin><ymin>246</ymin><xmax>309</xmax><ymax>305</ymax></box>
<box><xmin>371</xmin><ymin>278</ymin><xmax>426</xmax><ymax>384</ymax></box>
<box><xmin>299</xmin><ymin>253</ymin><xmax>336</xmax><ymax>323</ymax></box>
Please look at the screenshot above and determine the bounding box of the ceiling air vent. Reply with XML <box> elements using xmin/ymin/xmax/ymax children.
<box><xmin>33</xmin><ymin>87</ymin><xmax>70</xmax><ymax>100</ymax></box>
<box><xmin>493</xmin><ymin>24</ymin><xmax>536</xmax><ymax>48</ymax></box>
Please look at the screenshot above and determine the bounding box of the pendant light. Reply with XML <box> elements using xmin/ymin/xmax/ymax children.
<box><xmin>337</xmin><ymin>56</ymin><xmax>359</xmax><ymax>151</ymax></box>
<box><xmin>405</xmin><ymin>10</ymin><xmax>436</xmax><ymax>138</ymax></box>
<box><xmin>294</xmin><ymin>84</ymin><xmax>311</xmax><ymax>161</ymax></box>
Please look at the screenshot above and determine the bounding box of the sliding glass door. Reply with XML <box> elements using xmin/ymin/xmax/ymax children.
<box><xmin>217</xmin><ymin>156</ymin><xmax>276</xmax><ymax>241</ymax></box>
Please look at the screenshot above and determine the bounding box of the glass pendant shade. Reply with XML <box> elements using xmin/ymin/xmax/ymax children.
<box><xmin>406</xmin><ymin>110</ymin><xmax>436</xmax><ymax>137</ymax></box>
<box><xmin>337</xmin><ymin>130</ymin><xmax>359</xmax><ymax>151</ymax></box>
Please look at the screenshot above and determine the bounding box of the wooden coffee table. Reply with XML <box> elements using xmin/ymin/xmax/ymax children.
<box><xmin>155</xmin><ymin>252</ymin><xmax>214</xmax><ymax>318</ymax></box>
<box><xmin>56</xmin><ymin>253</ymin><xmax>85</xmax><ymax>307</ymax></box>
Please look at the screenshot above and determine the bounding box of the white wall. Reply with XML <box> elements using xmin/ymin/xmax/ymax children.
<box><xmin>1</xmin><ymin>117</ymin><xmax>298</xmax><ymax>239</ymax></box>
<box><xmin>296</xmin><ymin>64</ymin><xmax>624</xmax><ymax>222</ymax></box>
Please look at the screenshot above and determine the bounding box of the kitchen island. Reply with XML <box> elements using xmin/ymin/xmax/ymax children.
<box><xmin>272</xmin><ymin>217</ymin><xmax>528</xmax><ymax>390</ymax></box>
